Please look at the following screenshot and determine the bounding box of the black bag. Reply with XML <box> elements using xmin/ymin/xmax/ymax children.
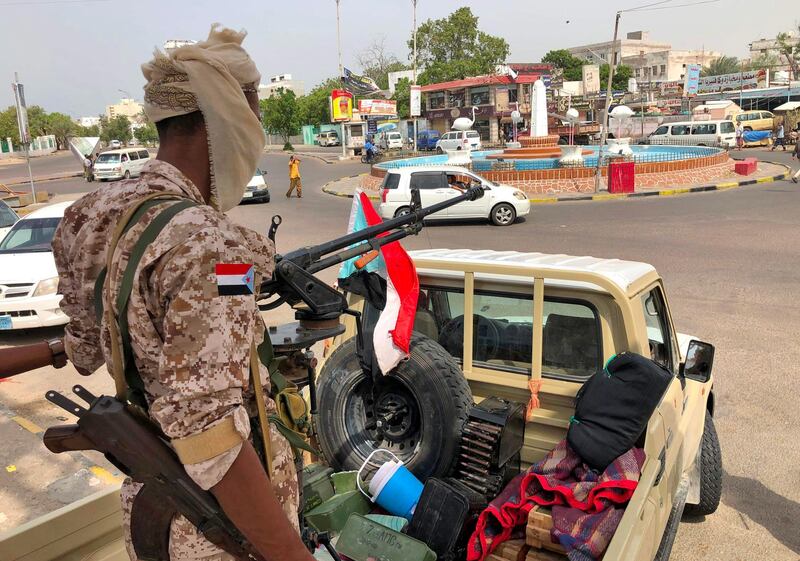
<box><xmin>567</xmin><ymin>352</ymin><xmax>673</xmax><ymax>471</ymax></box>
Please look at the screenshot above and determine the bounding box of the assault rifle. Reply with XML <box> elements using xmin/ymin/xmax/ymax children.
<box><xmin>36</xmin><ymin>184</ymin><xmax>484</xmax><ymax>561</ymax></box>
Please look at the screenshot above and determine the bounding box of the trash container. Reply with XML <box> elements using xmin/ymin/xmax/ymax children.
<box><xmin>608</xmin><ymin>161</ymin><xmax>635</xmax><ymax>193</ymax></box>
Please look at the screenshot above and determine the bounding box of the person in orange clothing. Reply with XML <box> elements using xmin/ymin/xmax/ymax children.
<box><xmin>286</xmin><ymin>154</ymin><xmax>302</xmax><ymax>198</ymax></box>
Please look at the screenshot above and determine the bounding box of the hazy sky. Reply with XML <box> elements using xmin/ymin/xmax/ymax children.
<box><xmin>0</xmin><ymin>0</ymin><xmax>795</xmax><ymax>117</ymax></box>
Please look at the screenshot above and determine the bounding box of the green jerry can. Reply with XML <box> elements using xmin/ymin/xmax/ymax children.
<box><xmin>336</xmin><ymin>514</ymin><xmax>437</xmax><ymax>561</ymax></box>
<box><xmin>302</xmin><ymin>463</ymin><xmax>335</xmax><ymax>513</ymax></box>
<box><xmin>303</xmin><ymin>490</ymin><xmax>371</xmax><ymax>533</ymax></box>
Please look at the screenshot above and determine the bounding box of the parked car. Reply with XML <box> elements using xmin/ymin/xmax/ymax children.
<box><xmin>734</xmin><ymin>110</ymin><xmax>775</xmax><ymax>132</ymax></box>
<box><xmin>648</xmin><ymin>120</ymin><xmax>736</xmax><ymax>148</ymax></box>
<box><xmin>416</xmin><ymin>129</ymin><xmax>441</xmax><ymax>150</ymax></box>
<box><xmin>0</xmin><ymin>201</ymin><xmax>72</xmax><ymax>330</ymax></box>
<box><xmin>379</xmin><ymin>131</ymin><xmax>403</xmax><ymax>150</ymax></box>
<box><xmin>0</xmin><ymin>199</ymin><xmax>19</xmax><ymax>242</ymax></box>
<box><xmin>435</xmin><ymin>130</ymin><xmax>482</xmax><ymax>153</ymax></box>
<box><xmin>317</xmin><ymin>130</ymin><xmax>340</xmax><ymax>147</ymax></box>
<box><xmin>241</xmin><ymin>168</ymin><xmax>270</xmax><ymax>203</ymax></box>
<box><xmin>109</xmin><ymin>139</ymin><xmax>122</xmax><ymax>149</ymax></box>
<box><xmin>93</xmin><ymin>148</ymin><xmax>151</xmax><ymax>181</ymax></box>
<box><xmin>378</xmin><ymin>166</ymin><xmax>530</xmax><ymax>226</ymax></box>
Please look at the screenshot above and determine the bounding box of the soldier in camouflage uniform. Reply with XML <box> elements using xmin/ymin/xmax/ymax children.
<box><xmin>53</xmin><ymin>25</ymin><xmax>314</xmax><ymax>561</ymax></box>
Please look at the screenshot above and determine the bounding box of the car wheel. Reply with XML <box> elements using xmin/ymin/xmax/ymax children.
<box><xmin>436</xmin><ymin>146</ymin><xmax>444</xmax><ymax>154</ymax></box>
<box><xmin>683</xmin><ymin>411</ymin><xmax>722</xmax><ymax>517</ymax></box>
<box><xmin>697</xmin><ymin>143</ymin><xmax>706</xmax><ymax>147</ymax></box>
<box><xmin>124</xmin><ymin>170</ymin><xmax>131</xmax><ymax>179</ymax></box>
<box><xmin>394</xmin><ymin>206</ymin><xmax>411</xmax><ymax>218</ymax></box>
<box><xmin>491</xmin><ymin>203</ymin><xmax>516</xmax><ymax>226</ymax></box>
<box><xmin>316</xmin><ymin>335</ymin><xmax>472</xmax><ymax>480</ymax></box>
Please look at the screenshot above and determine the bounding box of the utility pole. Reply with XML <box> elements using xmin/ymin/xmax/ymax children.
<box><xmin>12</xmin><ymin>72</ymin><xmax>36</xmax><ymax>202</ymax></box>
<box><xmin>412</xmin><ymin>0</ymin><xmax>418</xmax><ymax>153</ymax></box>
<box><xmin>594</xmin><ymin>10</ymin><xmax>621</xmax><ymax>193</ymax></box>
<box><xmin>639</xmin><ymin>51</ymin><xmax>645</xmax><ymax>137</ymax></box>
<box><xmin>336</xmin><ymin>0</ymin><xmax>346</xmax><ymax>159</ymax></box>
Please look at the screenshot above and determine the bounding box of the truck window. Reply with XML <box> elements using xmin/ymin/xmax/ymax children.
<box><xmin>641</xmin><ymin>288</ymin><xmax>674</xmax><ymax>372</ymax></box>
<box><xmin>415</xmin><ymin>287</ymin><xmax>601</xmax><ymax>379</ymax></box>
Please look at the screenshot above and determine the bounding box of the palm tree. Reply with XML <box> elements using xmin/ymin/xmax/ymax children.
<box><xmin>701</xmin><ymin>56</ymin><xmax>740</xmax><ymax>77</ymax></box>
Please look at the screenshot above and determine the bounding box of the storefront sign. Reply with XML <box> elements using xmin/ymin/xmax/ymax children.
<box><xmin>662</xmin><ymin>69</ymin><xmax>769</xmax><ymax>97</ymax></box>
<box><xmin>331</xmin><ymin>89</ymin><xmax>353</xmax><ymax>122</ymax></box>
<box><xmin>684</xmin><ymin>64</ymin><xmax>701</xmax><ymax>96</ymax></box>
<box><xmin>582</xmin><ymin>65</ymin><xmax>600</xmax><ymax>94</ymax></box>
<box><xmin>410</xmin><ymin>85</ymin><xmax>421</xmax><ymax>117</ymax></box>
<box><xmin>358</xmin><ymin>99</ymin><xmax>397</xmax><ymax>116</ymax></box>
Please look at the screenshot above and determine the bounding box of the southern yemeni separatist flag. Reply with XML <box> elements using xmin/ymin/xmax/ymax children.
<box><xmin>338</xmin><ymin>190</ymin><xmax>419</xmax><ymax>375</ymax></box>
<box><xmin>215</xmin><ymin>263</ymin><xmax>255</xmax><ymax>296</ymax></box>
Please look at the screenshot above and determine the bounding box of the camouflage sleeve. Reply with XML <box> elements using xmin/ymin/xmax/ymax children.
<box><xmin>148</xmin><ymin>226</ymin><xmax>262</xmax><ymax>490</ymax></box>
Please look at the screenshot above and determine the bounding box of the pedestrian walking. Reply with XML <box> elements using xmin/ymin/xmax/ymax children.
<box><xmin>735</xmin><ymin>123</ymin><xmax>744</xmax><ymax>151</ymax></box>
<box><xmin>83</xmin><ymin>153</ymin><xmax>93</xmax><ymax>182</ymax></box>
<box><xmin>286</xmin><ymin>154</ymin><xmax>302</xmax><ymax>198</ymax></box>
<box><xmin>792</xmin><ymin>136</ymin><xmax>800</xmax><ymax>183</ymax></box>
<box><xmin>771</xmin><ymin>122</ymin><xmax>786</xmax><ymax>151</ymax></box>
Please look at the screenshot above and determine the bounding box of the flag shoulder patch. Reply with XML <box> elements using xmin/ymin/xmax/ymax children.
<box><xmin>215</xmin><ymin>263</ymin><xmax>255</xmax><ymax>296</ymax></box>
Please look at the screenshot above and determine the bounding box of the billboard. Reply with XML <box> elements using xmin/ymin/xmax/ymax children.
<box><xmin>410</xmin><ymin>85</ymin><xmax>421</xmax><ymax>117</ymax></box>
<box><xmin>661</xmin><ymin>69</ymin><xmax>769</xmax><ymax>97</ymax></box>
<box><xmin>683</xmin><ymin>64</ymin><xmax>702</xmax><ymax>97</ymax></box>
<box><xmin>582</xmin><ymin>65</ymin><xmax>600</xmax><ymax>94</ymax></box>
<box><xmin>358</xmin><ymin>99</ymin><xmax>397</xmax><ymax>116</ymax></box>
<box><xmin>331</xmin><ymin>89</ymin><xmax>353</xmax><ymax>122</ymax></box>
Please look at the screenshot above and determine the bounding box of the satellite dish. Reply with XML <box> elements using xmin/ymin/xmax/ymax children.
<box><xmin>450</xmin><ymin>108</ymin><xmax>460</xmax><ymax>119</ymax></box>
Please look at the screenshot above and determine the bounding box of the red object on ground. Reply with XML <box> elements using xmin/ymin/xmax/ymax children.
<box><xmin>734</xmin><ymin>158</ymin><xmax>758</xmax><ymax>176</ymax></box>
<box><xmin>608</xmin><ymin>161</ymin><xmax>635</xmax><ymax>194</ymax></box>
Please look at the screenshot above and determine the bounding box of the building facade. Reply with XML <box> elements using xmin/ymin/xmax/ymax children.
<box><xmin>421</xmin><ymin>64</ymin><xmax>551</xmax><ymax>142</ymax></box>
<box><xmin>77</xmin><ymin>116</ymin><xmax>101</xmax><ymax>128</ymax></box>
<box><xmin>105</xmin><ymin>98</ymin><xmax>144</xmax><ymax>121</ymax></box>
<box><xmin>258</xmin><ymin>74</ymin><xmax>305</xmax><ymax>99</ymax></box>
<box><xmin>749</xmin><ymin>32</ymin><xmax>799</xmax><ymax>76</ymax></box>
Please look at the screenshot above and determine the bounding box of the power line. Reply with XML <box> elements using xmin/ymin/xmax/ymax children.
<box><xmin>626</xmin><ymin>0</ymin><xmax>722</xmax><ymax>12</ymax></box>
<box><xmin>0</xmin><ymin>0</ymin><xmax>111</xmax><ymax>6</ymax></box>
<box><xmin>623</xmin><ymin>0</ymin><xmax>673</xmax><ymax>13</ymax></box>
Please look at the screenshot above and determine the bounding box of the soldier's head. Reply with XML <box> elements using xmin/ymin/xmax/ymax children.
<box><xmin>142</xmin><ymin>25</ymin><xmax>265</xmax><ymax>212</ymax></box>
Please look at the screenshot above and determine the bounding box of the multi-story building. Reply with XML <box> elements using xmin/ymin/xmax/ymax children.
<box><xmin>105</xmin><ymin>98</ymin><xmax>144</xmax><ymax>121</ymax></box>
<box><xmin>749</xmin><ymin>31</ymin><xmax>799</xmax><ymax>76</ymax></box>
<box><xmin>567</xmin><ymin>31</ymin><xmax>720</xmax><ymax>83</ymax></box>
<box><xmin>421</xmin><ymin>64</ymin><xmax>551</xmax><ymax>142</ymax></box>
<box><xmin>258</xmin><ymin>74</ymin><xmax>305</xmax><ymax>99</ymax></box>
<box><xmin>76</xmin><ymin>116</ymin><xmax>101</xmax><ymax>128</ymax></box>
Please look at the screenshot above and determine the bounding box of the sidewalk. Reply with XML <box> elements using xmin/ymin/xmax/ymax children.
<box><xmin>1</xmin><ymin>171</ymin><xmax>82</xmax><ymax>187</ymax></box>
<box><xmin>322</xmin><ymin>161</ymin><xmax>792</xmax><ymax>203</ymax></box>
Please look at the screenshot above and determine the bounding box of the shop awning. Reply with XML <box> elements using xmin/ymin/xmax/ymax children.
<box><xmin>774</xmin><ymin>101</ymin><xmax>800</xmax><ymax>111</ymax></box>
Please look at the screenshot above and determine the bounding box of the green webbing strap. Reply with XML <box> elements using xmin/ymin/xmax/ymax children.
<box><xmin>116</xmin><ymin>199</ymin><xmax>198</xmax><ymax>408</ymax></box>
<box><xmin>269</xmin><ymin>414</ymin><xmax>318</xmax><ymax>454</ymax></box>
<box><xmin>257</xmin><ymin>331</ymin><xmax>291</xmax><ymax>393</ymax></box>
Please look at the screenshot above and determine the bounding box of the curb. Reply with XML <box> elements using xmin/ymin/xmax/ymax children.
<box><xmin>321</xmin><ymin>173</ymin><xmax>379</xmax><ymax>200</ymax></box>
<box><xmin>3</xmin><ymin>171</ymin><xmax>82</xmax><ymax>187</ymax></box>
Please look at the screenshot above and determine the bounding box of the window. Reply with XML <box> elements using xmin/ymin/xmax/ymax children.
<box><xmin>470</xmin><ymin>87</ymin><xmax>490</xmax><ymax>106</ymax></box>
<box><xmin>121</xmin><ymin>154</ymin><xmax>129</xmax><ymax>162</ymax></box>
<box><xmin>635</xmin><ymin>68</ymin><xmax>641</xmax><ymax>77</ymax></box>
<box><xmin>381</xmin><ymin>173</ymin><xmax>400</xmax><ymax>189</ymax></box>
<box><xmin>660</xmin><ymin>64</ymin><xmax>666</xmax><ymax>75</ymax></box>
<box><xmin>653</xmin><ymin>125</ymin><xmax>669</xmax><ymax>135</ymax></box>
<box><xmin>466</xmin><ymin>131</ymin><xmax>480</xmax><ymax>138</ymax></box>
<box><xmin>410</xmin><ymin>172</ymin><xmax>445</xmax><ymax>190</ymax></box>
<box><xmin>0</xmin><ymin>202</ymin><xmax>17</xmax><ymax>228</ymax></box>
<box><xmin>448</xmin><ymin>90</ymin><xmax>465</xmax><ymax>108</ymax></box>
<box><xmin>414</xmin><ymin>287</ymin><xmax>602</xmax><ymax>379</ymax></box>
<box><xmin>670</xmin><ymin>124</ymin><xmax>691</xmax><ymax>135</ymax></box>
<box><xmin>138</xmin><ymin>150</ymin><xmax>149</xmax><ymax>159</ymax></box>
<box><xmin>0</xmin><ymin>217</ymin><xmax>61</xmax><ymax>253</ymax></box>
<box><xmin>651</xmin><ymin>65</ymin><xmax>658</xmax><ymax>75</ymax></box>
<box><xmin>428</xmin><ymin>92</ymin><xmax>445</xmax><ymax>109</ymax></box>
<box><xmin>640</xmin><ymin>288</ymin><xmax>674</xmax><ymax>372</ymax></box>
<box><xmin>128</xmin><ymin>151</ymin><xmax>139</xmax><ymax>160</ymax></box>
<box><xmin>508</xmin><ymin>86</ymin><xmax>518</xmax><ymax>103</ymax></box>
<box><xmin>720</xmin><ymin>121</ymin><xmax>734</xmax><ymax>133</ymax></box>
<box><xmin>96</xmin><ymin>153</ymin><xmax>120</xmax><ymax>163</ymax></box>
<box><xmin>691</xmin><ymin>124</ymin><xmax>715</xmax><ymax>135</ymax></box>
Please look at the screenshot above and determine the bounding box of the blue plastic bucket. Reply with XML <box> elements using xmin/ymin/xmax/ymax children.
<box><xmin>372</xmin><ymin>463</ymin><xmax>423</xmax><ymax>519</ymax></box>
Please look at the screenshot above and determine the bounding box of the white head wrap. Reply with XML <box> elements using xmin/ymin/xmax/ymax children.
<box><xmin>142</xmin><ymin>24</ymin><xmax>266</xmax><ymax>212</ymax></box>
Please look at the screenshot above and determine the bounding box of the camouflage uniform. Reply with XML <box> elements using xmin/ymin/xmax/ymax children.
<box><xmin>53</xmin><ymin>159</ymin><xmax>299</xmax><ymax>561</ymax></box>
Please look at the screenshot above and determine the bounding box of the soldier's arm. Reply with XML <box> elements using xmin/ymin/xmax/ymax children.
<box><xmin>212</xmin><ymin>443</ymin><xmax>314</xmax><ymax>561</ymax></box>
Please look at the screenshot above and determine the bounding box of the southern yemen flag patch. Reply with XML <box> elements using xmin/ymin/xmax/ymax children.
<box><xmin>215</xmin><ymin>263</ymin><xmax>255</xmax><ymax>296</ymax></box>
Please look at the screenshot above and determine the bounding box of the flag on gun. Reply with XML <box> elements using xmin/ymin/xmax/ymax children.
<box><xmin>338</xmin><ymin>190</ymin><xmax>418</xmax><ymax>375</ymax></box>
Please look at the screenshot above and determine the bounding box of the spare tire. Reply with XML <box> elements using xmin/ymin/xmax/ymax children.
<box><xmin>316</xmin><ymin>334</ymin><xmax>472</xmax><ymax>480</ymax></box>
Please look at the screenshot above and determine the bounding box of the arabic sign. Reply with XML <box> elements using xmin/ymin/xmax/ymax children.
<box><xmin>358</xmin><ymin>99</ymin><xmax>397</xmax><ymax>116</ymax></box>
<box><xmin>684</xmin><ymin>64</ymin><xmax>701</xmax><ymax>96</ymax></box>
<box><xmin>410</xmin><ymin>85</ymin><xmax>421</xmax><ymax>117</ymax></box>
<box><xmin>662</xmin><ymin>69</ymin><xmax>769</xmax><ymax>97</ymax></box>
<box><xmin>331</xmin><ymin>89</ymin><xmax>353</xmax><ymax>122</ymax></box>
<box><xmin>582</xmin><ymin>65</ymin><xmax>600</xmax><ymax>94</ymax></box>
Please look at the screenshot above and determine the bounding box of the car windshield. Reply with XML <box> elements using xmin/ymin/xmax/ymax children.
<box><xmin>0</xmin><ymin>217</ymin><xmax>61</xmax><ymax>253</ymax></box>
<box><xmin>96</xmin><ymin>153</ymin><xmax>120</xmax><ymax>163</ymax></box>
<box><xmin>0</xmin><ymin>203</ymin><xmax>18</xmax><ymax>228</ymax></box>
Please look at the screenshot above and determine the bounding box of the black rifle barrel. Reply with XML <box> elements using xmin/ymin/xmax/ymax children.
<box><xmin>306</xmin><ymin>224</ymin><xmax>420</xmax><ymax>275</ymax></box>
<box><xmin>281</xmin><ymin>185</ymin><xmax>483</xmax><ymax>266</ymax></box>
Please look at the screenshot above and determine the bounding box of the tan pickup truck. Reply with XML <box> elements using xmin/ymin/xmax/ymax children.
<box><xmin>0</xmin><ymin>249</ymin><xmax>720</xmax><ymax>561</ymax></box>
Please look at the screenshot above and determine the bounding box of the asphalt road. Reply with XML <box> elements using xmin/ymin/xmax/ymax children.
<box><xmin>0</xmin><ymin>151</ymin><xmax>82</xmax><ymax>184</ymax></box>
<box><xmin>1</xmin><ymin>149</ymin><xmax>799</xmax><ymax>561</ymax></box>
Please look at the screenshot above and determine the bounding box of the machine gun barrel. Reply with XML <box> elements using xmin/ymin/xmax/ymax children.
<box><xmin>279</xmin><ymin>185</ymin><xmax>484</xmax><ymax>271</ymax></box>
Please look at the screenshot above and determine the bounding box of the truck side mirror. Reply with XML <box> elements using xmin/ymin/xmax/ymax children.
<box><xmin>681</xmin><ymin>340</ymin><xmax>715</xmax><ymax>383</ymax></box>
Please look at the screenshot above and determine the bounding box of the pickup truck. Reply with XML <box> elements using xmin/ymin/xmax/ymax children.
<box><xmin>0</xmin><ymin>249</ymin><xmax>720</xmax><ymax>561</ymax></box>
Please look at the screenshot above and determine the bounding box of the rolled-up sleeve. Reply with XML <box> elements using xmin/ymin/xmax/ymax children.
<box><xmin>148</xmin><ymin>227</ymin><xmax>259</xmax><ymax>489</ymax></box>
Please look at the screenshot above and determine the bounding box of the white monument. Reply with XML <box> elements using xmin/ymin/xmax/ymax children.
<box><xmin>530</xmin><ymin>79</ymin><xmax>548</xmax><ymax>137</ymax></box>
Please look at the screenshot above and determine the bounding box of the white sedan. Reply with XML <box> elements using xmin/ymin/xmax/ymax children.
<box><xmin>0</xmin><ymin>201</ymin><xmax>71</xmax><ymax>330</ymax></box>
<box><xmin>378</xmin><ymin>166</ymin><xmax>530</xmax><ymax>226</ymax></box>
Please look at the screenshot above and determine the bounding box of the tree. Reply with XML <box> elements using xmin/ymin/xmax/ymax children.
<box><xmin>748</xmin><ymin>52</ymin><xmax>780</xmax><ymax>72</ymax></box>
<box><xmin>600</xmin><ymin>63</ymin><xmax>634</xmax><ymax>91</ymax></box>
<box><xmin>776</xmin><ymin>27</ymin><xmax>800</xmax><ymax>79</ymax></box>
<box><xmin>394</xmin><ymin>77</ymin><xmax>411</xmax><ymax>120</ymax></box>
<box><xmin>100</xmin><ymin>115</ymin><xmax>132</xmax><ymax>143</ymax></box>
<box><xmin>356</xmin><ymin>36</ymin><xmax>409</xmax><ymax>90</ymax></box>
<box><xmin>298</xmin><ymin>77</ymin><xmax>341</xmax><ymax>126</ymax></box>
<box><xmin>0</xmin><ymin>106</ymin><xmax>20</xmax><ymax>144</ymax></box>
<box><xmin>45</xmin><ymin>112</ymin><xmax>76</xmax><ymax>150</ymax></box>
<box><xmin>410</xmin><ymin>7</ymin><xmax>509</xmax><ymax>84</ymax></box>
<box><xmin>75</xmin><ymin>124</ymin><xmax>100</xmax><ymax>137</ymax></box>
<box><xmin>701</xmin><ymin>56</ymin><xmax>740</xmax><ymax>77</ymax></box>
<box><xmin>541</xmin><ymin>49</ymin><xmax>584</xmax><ymax>82</ymax></box>
<box><xmin>134</xmin><ymin>123</ymin><xmax>158</xmax><ymax>146</ymax></box>
<box><xmin>260</xmin><ymin>89</ymin><xmax>301</xmax><ymax>149</ymax></box>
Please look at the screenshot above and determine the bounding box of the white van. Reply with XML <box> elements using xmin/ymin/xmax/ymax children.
<box><xmin>649</xmin><ymin>120</ymin><xmax>736</xmax><ymax>148</ymax></box>
<box><xmin>93</xmin><ymin>148</ymin><xmax>151</xmax><ymax>181</ymax></box>
<box><xmin>380</xmin><ymin>131</ymin><xmax>404</xmax><ymax>150</ymax></box>
<box><xmin>436</xmin><ymin>130</ymin><xmax>482</xmax><ymax>152</ymax></box>
<box><xmin>317</xmin><ymin>130</ymin><xmax>340</xmax><ymax>147</ymax></box>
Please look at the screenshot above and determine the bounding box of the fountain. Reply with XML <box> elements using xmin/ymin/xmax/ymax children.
<box><xmin>558</xmin><ymin>108</ymin><xmax>585</xmax><ymax>167</ymax></box>
<box><xmin>445</xmin><ymin>106</ymin><xmax>477</xmax><ymax>165</ymax></box>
